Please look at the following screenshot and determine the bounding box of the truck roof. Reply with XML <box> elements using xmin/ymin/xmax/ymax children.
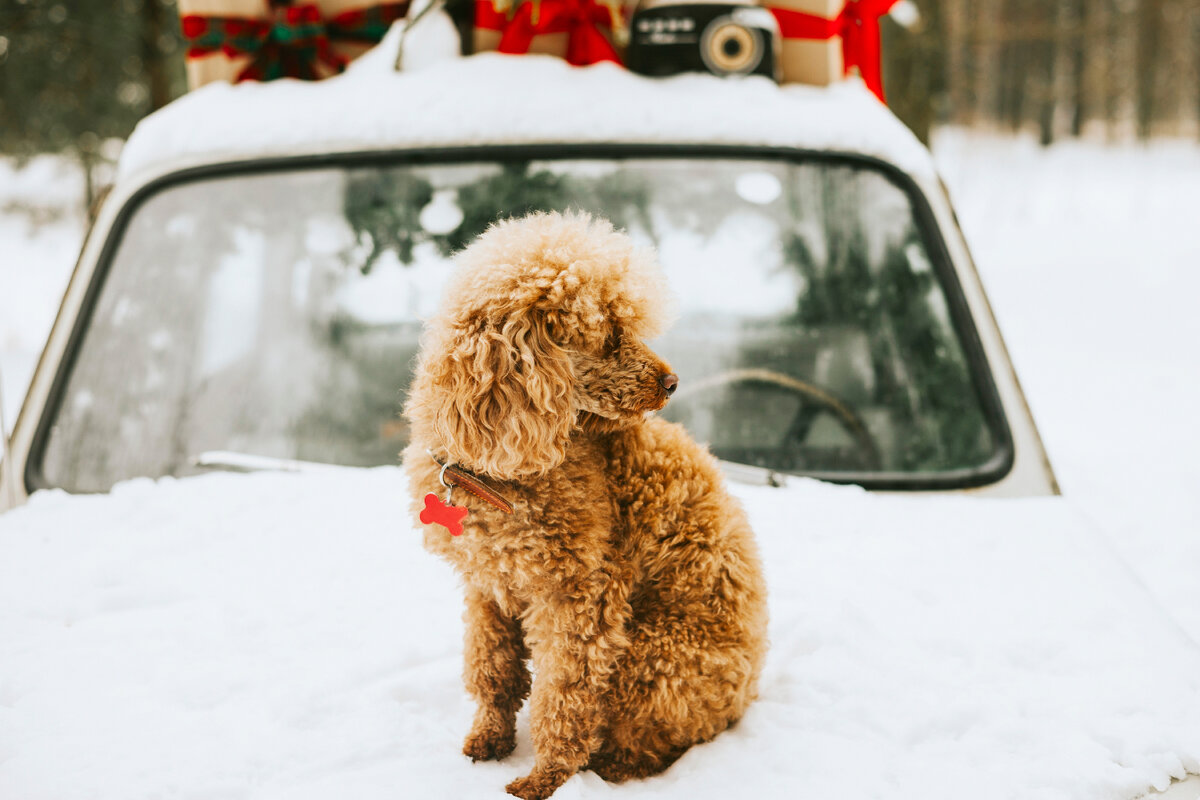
<box><xmin>117</xmin><ymin>50</ymin><xmax>936</xmax><ymax>184</ymax></box>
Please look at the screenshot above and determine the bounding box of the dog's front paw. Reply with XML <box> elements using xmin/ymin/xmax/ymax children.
<box><xmin>463</xmin><ymin>725</ymin><xmax>516</xmax><ymax>762</ymax></box>
<box><xmin>505</xmin><ymin>767</ymin><xmax>569</xmax><ymax>800</ymax></box>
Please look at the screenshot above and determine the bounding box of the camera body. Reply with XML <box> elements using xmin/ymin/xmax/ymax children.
<box><xmin>626</xmin><ymin>1</ymin><xmax>781</xmax><ymax>81</ymax></box>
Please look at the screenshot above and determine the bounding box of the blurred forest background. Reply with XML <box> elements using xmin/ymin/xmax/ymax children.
<box><xmin>2</xmin><ymin>0</ymin><xmax>1200</xmax><ymax>204</ymax></box>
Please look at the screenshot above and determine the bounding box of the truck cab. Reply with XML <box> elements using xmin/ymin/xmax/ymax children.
<box><xmin>1</xmin><ymin>53</ymin><xmax>1057</xmax><ymax>507</ymax></box>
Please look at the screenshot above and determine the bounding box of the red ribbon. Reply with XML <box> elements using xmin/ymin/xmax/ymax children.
<box><xmin>475</xmin><ymin>0</ymin><xmax>621</xmax><ymax>67</ymax></box>
<box><xmin>767</xmin><ymin>0</ymin><xmax>898</xmax><ymax>102</ymax></box>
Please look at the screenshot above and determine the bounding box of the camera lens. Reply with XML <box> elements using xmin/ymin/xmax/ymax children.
<box><xmin>701</xmin><ymin>17</ymin><xmax>763</xmax><ymax>75</ymax></box>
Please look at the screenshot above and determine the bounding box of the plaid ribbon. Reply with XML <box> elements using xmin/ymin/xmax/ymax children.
<box><xmin>767</xmin><ymin>0</ymin><xmax>899</xmax><ymax>102</ymax></box>
<box><xmin>181</xmin><ymin>1</ymin><xmax>410</xmax><ymax>82</ymax></box>
<box><xmin>475</xmin><ymin>0</ymin><xmax>621</xmax><ymax>67</ymax></box>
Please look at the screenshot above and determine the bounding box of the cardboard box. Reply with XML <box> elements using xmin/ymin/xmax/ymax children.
<box><xmin>769</xmin><ymin>0</ymin><xmax>842</xmax><ymax>87</ymax></box>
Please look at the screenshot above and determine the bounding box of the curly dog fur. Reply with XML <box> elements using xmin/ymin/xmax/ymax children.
<box><xmin>402</xmin><ymin>212</ymin><xmax>769</xmax><ymax>800</ymax></box>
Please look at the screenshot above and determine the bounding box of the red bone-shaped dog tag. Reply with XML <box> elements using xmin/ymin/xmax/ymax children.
<box><xmin>420</xmin><ymin>493</ymin><xmax>469</xmax><ymax>536</ymax></box>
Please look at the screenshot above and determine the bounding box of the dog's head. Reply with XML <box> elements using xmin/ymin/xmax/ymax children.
<box><xmin>405</xmin><ymin>212</ymin><xmax>677</xmax><ymax>480</ymax></box>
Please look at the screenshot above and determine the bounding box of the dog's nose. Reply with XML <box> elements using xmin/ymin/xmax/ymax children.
<box><xmin>660</xmin><ymin>373</ymin><xmax>679</xmax><ymax>395</ymax></box>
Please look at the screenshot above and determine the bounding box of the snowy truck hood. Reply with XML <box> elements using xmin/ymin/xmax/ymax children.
<box><xmin>116</xmin><ymin>52</ymin><xmax>936</xmax><ymax>187</ymax></box>
<box><xmin>1</xmin><ymin>470</ymin><xmax>1197</xmax><ymax>799</ymax></box>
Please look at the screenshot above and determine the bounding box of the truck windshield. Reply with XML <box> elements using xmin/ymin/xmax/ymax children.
<box><xmin>35</xmin><ymin>155</ymin><xmax>1008</xmax><ymax>492</ymax></box>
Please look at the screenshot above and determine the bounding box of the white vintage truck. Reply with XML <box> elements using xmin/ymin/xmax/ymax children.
<box><xmin>1</xmin><ymin>40</ymin><xmax>1197</xmax><ymax>800</ymax></box>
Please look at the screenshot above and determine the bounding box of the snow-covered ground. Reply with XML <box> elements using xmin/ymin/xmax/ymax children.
<box><xmin>933</xmin><ymin>130</ymin><xmax>1200</xmax><ymax>640</ymax></box>
<box><xmin>0</xmin><ymin>156</ymin><xmax>88</xmax><ymax>430</ymax></box>
<box><xmin>2</xmin><ymin>469</ymin><xmax>1198</xmax><ymax>800</ymax></box>
<box><xmin>2</xmin><ymin>133</ymin><xmax>1200</xmax><ymax>798</ymax></box>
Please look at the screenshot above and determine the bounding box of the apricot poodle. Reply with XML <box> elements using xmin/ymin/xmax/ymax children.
<box><xmin>402</xmin><ymin>212</ymin><xmax>768</xmax><ymax>800</ymax></box>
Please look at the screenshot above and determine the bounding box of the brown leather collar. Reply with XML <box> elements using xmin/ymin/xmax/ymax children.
<box><xmin>430</xmin><ymin>453</ymin><xmax>514</xmax><ymax>515</ymax></box>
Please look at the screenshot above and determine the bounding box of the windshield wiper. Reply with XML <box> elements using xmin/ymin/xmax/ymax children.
<box><xmin>191</xmin><ymin>451</ymin><xmax>348</xmax><ymax>475</ymax></box>
<box><xmin>718</xmin><ymin>460</ymin><xmax>787</xmax><ymax>488</ymax></box>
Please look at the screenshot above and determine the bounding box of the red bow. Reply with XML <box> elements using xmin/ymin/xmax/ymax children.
<box><xmin>475</xmin><ymin>0</ymin><xmax>621</xmax><ymax>67</ymax></box>
<box><xmin>767</xmin><ymin>0</ymin><xmax>898</xmax><ymax>102</ymax></box>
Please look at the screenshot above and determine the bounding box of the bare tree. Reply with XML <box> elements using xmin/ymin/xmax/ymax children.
<box><xmin>944</xmin><ymin>0</ymin><xmax>972</xmax><ymax>125</ymax></box>
<box><xmin>972</xmin><ymin>0</ymin><xmax>1003</xmax><ymax>127</ymax></box>
<box><xmin>1157</xmin><ymin>0</ymin><xmax>1199</xmax><ymax>136</ymax></box>
<box><xmin>142</xmin><ymin>0</ymin><xmax>173</xmax><ymax>112</ymax></box>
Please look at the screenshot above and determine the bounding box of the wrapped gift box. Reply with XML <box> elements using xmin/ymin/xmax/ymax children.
<box><xmin>767</xmin><ymin>0</ymin><xmax>842</xmax><ymax>87</ymax></box>
<box><xmin>179</xmin><ymin>0</ymin><xmax>268</xmax><ymax>88</ymax></box>
<box><xmin>179</xmin><ymin>0</ymin><xmax>408</xmax><ymax>89</ymax></box>
<box><xmin>766</xmin><ymin>0</ymin><xmax>897</xmax><ymax>100</ymax></box>
<box><xmin>473</xmin><ymin>5</ymin><xmax>570</xmax><ymax>59</ymax></box>
<box><xmin>317</xmin><ymin>0</ymin><xmax>408</xmax><ymax>63</ymax></box>
<box><xmin>471</xmin><ymin>0</ymin><xmax>623</xmax><ymax>66</ymax></box>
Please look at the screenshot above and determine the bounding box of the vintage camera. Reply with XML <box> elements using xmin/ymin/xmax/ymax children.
<box><xmin>626</xmin><ymin>1</ymin><xmax>781</xmax><ymax>81</ymax></box>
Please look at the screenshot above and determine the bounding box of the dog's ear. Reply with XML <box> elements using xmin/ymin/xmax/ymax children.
<box><xmin>407</xmin><ymin>310</ymin><xmax>575</xmax><ymax>480</ymax></box>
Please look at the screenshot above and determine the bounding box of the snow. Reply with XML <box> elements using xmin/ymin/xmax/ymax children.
<box><xmin>932</xmin><ymin>129</ymin><xmax>1200</xmax><ymax>641</ymax></box>
<box><xmin>1</xmin><ymin>467</ymin><xmax>1198</xmax><ymax>800</ymax></box>
<box><xmin>0</xmin><ymin>157</ymin><xmax>87</xmax><ymax>427</ymax></box>
<box><xmin>115</xmin><ymin>52</ymin><xmax>934</xmax><ymax>184</ymax></box>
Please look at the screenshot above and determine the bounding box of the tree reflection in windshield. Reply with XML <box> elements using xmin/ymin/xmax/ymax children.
<box><xmin>343</xmin><ymin>161</ymin><xmax>654</xmax><ymax>270</ymax></box>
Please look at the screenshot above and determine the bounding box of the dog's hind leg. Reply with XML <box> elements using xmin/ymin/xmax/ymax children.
<box><xmin>461</xmin><ymin>587</ymin><xmax>530</xmax><ymax>762</ymax></box>
<box><xmin>586</xmin><ymin>741</ymin><xmax>687</xmax><ymax>783</ymax></box>
<box><xmin>587</xmin><ymin>612</ymin><xmax>760</xmax><ymax>785</ymax></box>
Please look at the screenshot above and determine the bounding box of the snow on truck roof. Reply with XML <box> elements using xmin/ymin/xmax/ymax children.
<box><xmin>117</xmin><ymin>49</ymin><xmax>936</xmax><ymax>184</ymax></box>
